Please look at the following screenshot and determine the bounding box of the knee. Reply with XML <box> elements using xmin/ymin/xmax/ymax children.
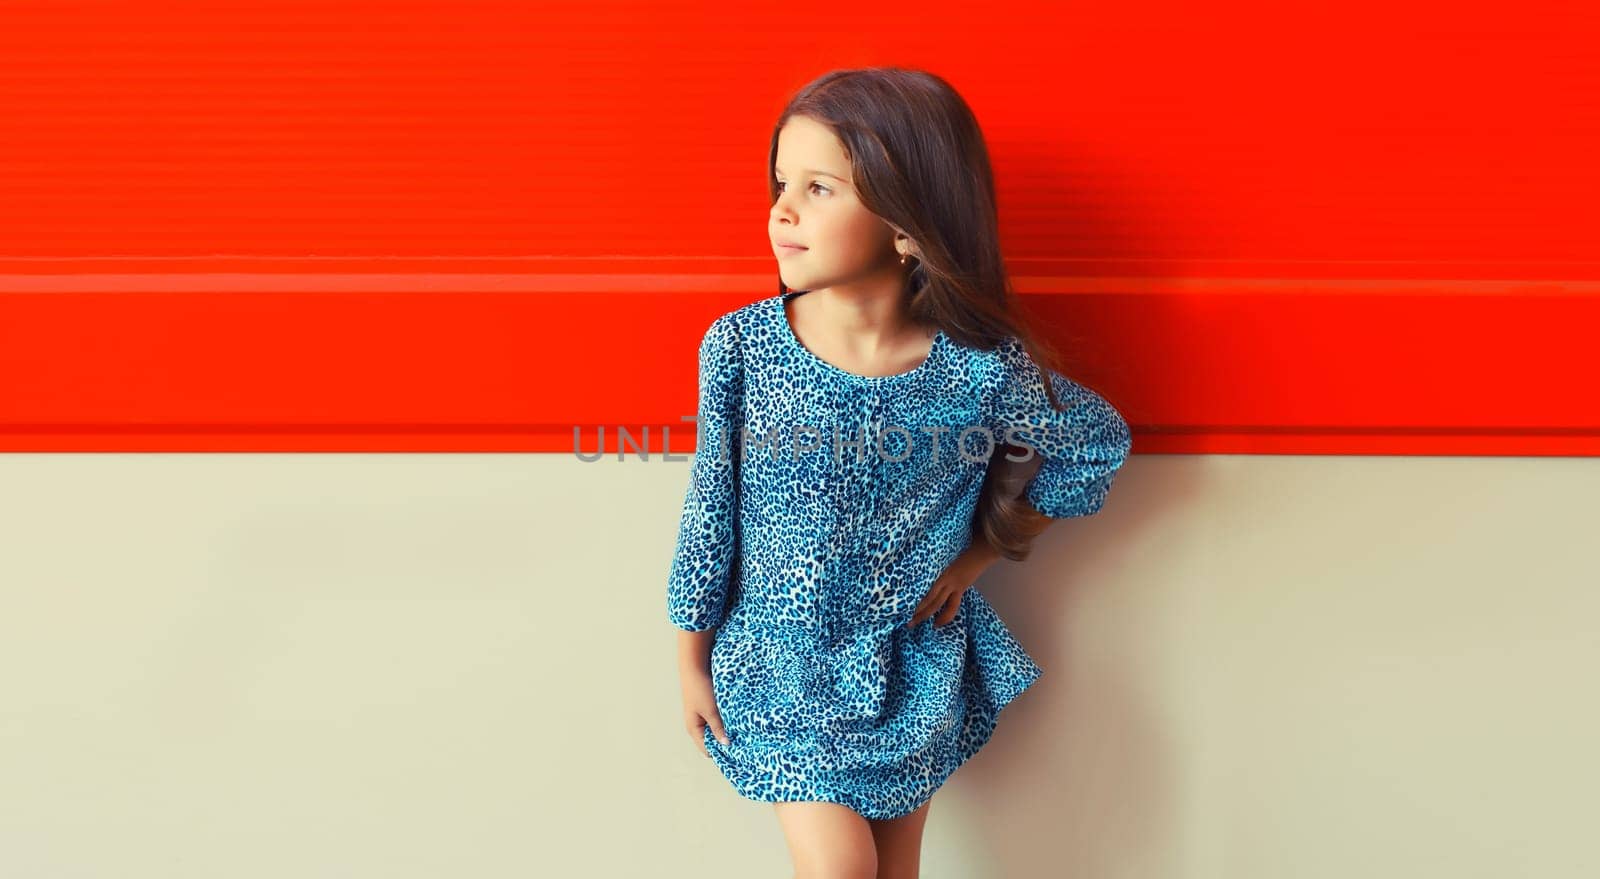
<box><xmin>794</xmin><ymin>849</ymin><xmax>877</xmax><ymax>879</ymax></box>
<box><xmin>874</xmin><ymin>859</ymin><xmax>919</xmax><ymax>879</ymax></box>
<box><xmin>776</xmin><ymin>801</ymin><xmax>878</xmax><ymax>879</ymax></box>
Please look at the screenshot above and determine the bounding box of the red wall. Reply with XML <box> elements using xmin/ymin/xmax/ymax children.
<box><xmin>2</xmin><ymin>2</ymin><xmax>1595</xmax><ymax>453</ymax></box>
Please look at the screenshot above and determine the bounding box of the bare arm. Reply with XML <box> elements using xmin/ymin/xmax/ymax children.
<box><xmin>677</xmin><ymin>627</ymin><xmax>715</xmax><ymax>676</ymax></box>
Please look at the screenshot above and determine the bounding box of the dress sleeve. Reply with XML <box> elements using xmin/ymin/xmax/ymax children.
<box><xmin>992</xmin><ymin>337</ymin><xmax>1132</xmax><ymax>519</ymax></box>
<box><xmin>666</xmin><ymin>314</ymin><xmax>743</xmax><ymax>631</ymax></box>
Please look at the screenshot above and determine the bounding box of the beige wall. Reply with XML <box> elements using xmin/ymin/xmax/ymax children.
<box><xmin>0</xmin><ymin>452</ymin><xmax>1594</xmax><ymax>878</ymax></box>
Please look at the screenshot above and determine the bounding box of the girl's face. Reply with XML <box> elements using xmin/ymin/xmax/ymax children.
<box><xmin>769</xmin><ymin>115</ymin><xmax>901</xmax><ymax>294</ymax></box>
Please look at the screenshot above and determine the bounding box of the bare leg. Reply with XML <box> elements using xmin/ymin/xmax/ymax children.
<box><xmin>868</xmin><ymin>795</ymin><xmax>933</xmax><ymax>879</ymax></box>
<box><xmin>773</xmin><ymin>801</ymin><xmax>878</xmax><ymax>879</ymax></box>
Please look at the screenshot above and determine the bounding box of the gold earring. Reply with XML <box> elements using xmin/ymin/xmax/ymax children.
<box><xmin>899</xmin><ymin>253</ymin><xmax>907</xmax><ymax>265</ymax></box>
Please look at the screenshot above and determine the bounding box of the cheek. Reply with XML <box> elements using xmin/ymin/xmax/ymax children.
<box><xmin>822</xmin><ymin>211</ymin><xmax>890</xmax><ymax>261</ymax></box>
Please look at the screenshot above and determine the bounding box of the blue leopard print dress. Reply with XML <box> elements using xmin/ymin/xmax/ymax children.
<box><xmin>667</xmin><ymin>290</ymin><xmax>1132</xmax><ymax>820</ymax></box>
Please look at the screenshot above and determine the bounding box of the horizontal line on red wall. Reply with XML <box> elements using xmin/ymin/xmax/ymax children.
<box><xmin>2</xmin><ymin>272</ymin><xmax>1598</xmax><ymax>297</ymax></box>
<box><xmin>1</xmin><ymin>275</ymin><xmax>1596</xmax><ymax>455</ymax></box>
<box><xmin>4</xmin><ymin>255</ymin><xmax>1600</xmax><ymax>283</ymax></box>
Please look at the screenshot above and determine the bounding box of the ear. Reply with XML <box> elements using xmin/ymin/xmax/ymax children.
<box><xmin>892</xmin><ymin>230</ymin><xmax>923</xmax><ymax>261</ymax></box>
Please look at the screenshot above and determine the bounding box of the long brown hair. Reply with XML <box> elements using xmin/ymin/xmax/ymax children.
<box><xmin>768</xmin><ymin>67</ymin><xmax>1080</xmax><ymax>561</ymax></box>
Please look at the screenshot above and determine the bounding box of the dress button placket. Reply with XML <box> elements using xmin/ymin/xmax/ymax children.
<box><xmin>856</xmin><ymin>389</ymin><xmax>886</xmax><ymax>548</ymax></box>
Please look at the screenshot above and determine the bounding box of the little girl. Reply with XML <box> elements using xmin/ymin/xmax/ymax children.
<box><xmin>667</xmin><ymin>67</ymin><xmax>1132</xmax><ymax>878</ymax></box>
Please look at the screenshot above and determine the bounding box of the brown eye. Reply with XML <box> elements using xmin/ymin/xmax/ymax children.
<box><xmin>775</xmin><ymin>181</ymin><xmax>830</xmax><ymax>196</ymax></box>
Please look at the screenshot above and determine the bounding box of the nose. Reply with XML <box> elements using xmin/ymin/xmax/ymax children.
<box><xmin>770</xmin><ymin>188</ymin><xmax>798</xmax><ymax>222</ymax></box>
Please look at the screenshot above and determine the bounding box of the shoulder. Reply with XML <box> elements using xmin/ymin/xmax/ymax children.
<box><xmin>986</xmin><ymin>335</ymin><xmax>1114</xmax><ymax>410</ymax></box>
<box><xmin>696</xmin><ymin>296</ymin><xmax>779</xmax><ymax>380</ymax></box>
<box><xmin>970</xmin><ymin>334</ymin><xmax>1036</xmax><ymax>387</ymax></box>
<box><xmin>926</xmin><ymin>333</ymin><xmax>1027</xmax><ymax>402</ymax></box>
<box><xmin>990</xmin><ymin>335</ymin><xmax>1031</xmax><ymax>369</ymax></box>
<box><xmin>700</xmin><ymin>295</ymin><xmax>776</xmax><ymax>350</ymax></box>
